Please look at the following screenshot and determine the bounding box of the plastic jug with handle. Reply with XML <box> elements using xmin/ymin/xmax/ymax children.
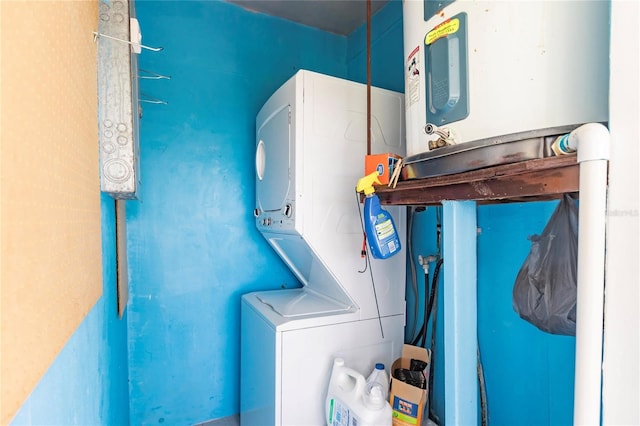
<box><xmin>325</xmin><ymin>358</ymin><xmax>392</xmax><ymax>426</ymax></box>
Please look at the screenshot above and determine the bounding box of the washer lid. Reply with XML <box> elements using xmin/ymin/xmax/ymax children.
<box><xmin>256</xmin><ymin>288</ymin><xmax>353</xmax><ymax>318</ymax></box>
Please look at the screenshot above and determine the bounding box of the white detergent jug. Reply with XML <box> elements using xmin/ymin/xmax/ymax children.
<box><xmin>326</xmin><ymin>358</ymin><xmax>392</xmax><ymax>426</ymax></box>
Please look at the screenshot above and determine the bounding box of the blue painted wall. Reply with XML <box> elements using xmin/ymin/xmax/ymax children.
<box><xmin>347</xmin><ymin>0</ymin><xmax>405</xmax><ymax>93</ymax></box>
<box><xmin>408</xmin><ymin>202</ymin><xmax>576</xmax><ymax>425</ymax></box>
<box><xmin>130</xmin><ymin>1</ymin><xmax>577</xmax><ymax>425</ymax></box>
<box><xmin>353</xmin><ymin>3</ymin><xmax>577</xmax><ymax>423</ymax></box>
<box><xmin>476</xmin><ymin>202</ymin><xmax>576</xmax><ymax>426</ymax></box>
<box><xmin>128</xmin><ymin>1</ymin><xmax>346</xmax><ymax>424</ymax></box>
<box><xmin>11</xmin><ymin>194</ymin><xmax>130</xmax><ymax>426</ymax></box>
<box><xmin>10</xmin><ymin>2</ymin><xmax>576</xmax><ymax>425</ymax></box>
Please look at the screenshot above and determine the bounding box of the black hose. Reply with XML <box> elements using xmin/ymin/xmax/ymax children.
<box><xmin>478</xmin><ymin>344</ymin><xmax>489</xmax><ymax>426</ymax></box>
<box><xmin>428</xmin><ymin>258</ymin><xmax>443</xmax><ymax>424</ymax></box>
<box><xmin>424</xmin><ymin>262</ymin><xmax>439</xmax><ymax>331</ymax></box>
<box><xmin>411</xmin><ymin>257</ymin><xmax>443</xmax><ymax>344</ymax></box>
<box><xmin>407</xmin><ymin>207</ymin><xmax>428</xmax><ymax>345</ymax></box>
<box><xmin>411</xmin><ymin>270</ymin><xmax>428</xmax><ymax>347</ymax></box>
<box><xmin>411</xmin><ymin>267</ymin><xmax>431</xmax><ymax>347</ymax></box>
<box><xmin>407</xmin><ymin>207</ymin><xmax>419</xmax><ymax>342</ymax></box>
<box><xmin>419</xmin><ymin>270</ymin><xmax>429</xmax><ymax>347</ymax></box>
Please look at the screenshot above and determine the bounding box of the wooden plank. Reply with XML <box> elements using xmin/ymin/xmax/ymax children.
<box><xmin>377</xmin><ymin>156</ymin><xmax>579</xmax><ymax>206</ymax></box>
<box><xmin>1</xmin><ymin>3</ymin><xmax>102</xmax><ymax>423</ymax></box>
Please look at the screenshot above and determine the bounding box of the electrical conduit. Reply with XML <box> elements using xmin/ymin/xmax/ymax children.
<box><xmin>561</xmin><ymin>123</ymin><xmax>610</xmax><ymax>425</ymax></box>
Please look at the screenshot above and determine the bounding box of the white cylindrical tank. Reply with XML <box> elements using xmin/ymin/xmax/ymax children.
<box><xmin>403</xmin><ymin>0</ymin><xmax>609</xmax><ymax>156</ymax></box>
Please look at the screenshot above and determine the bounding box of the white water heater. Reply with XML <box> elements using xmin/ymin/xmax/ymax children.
<box><xmin>403</xmin><ymin>0</ymin><xmax>609</xmax><ymax>157</ymax></box>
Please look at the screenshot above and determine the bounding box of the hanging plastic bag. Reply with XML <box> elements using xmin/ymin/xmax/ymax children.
<box><xmin>512</xmin><ymin>194</ymin><xmax>578</xmax><ymax>336</ymax></box>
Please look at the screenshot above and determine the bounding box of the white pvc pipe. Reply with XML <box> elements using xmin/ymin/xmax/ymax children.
<box><xmin>567</xmin><ymin>123</ymin><xmax>610</xmax><ymax>426</ymax></box>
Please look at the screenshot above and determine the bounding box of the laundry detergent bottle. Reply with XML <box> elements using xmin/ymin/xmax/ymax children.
<box><xmin>326</xmin><ymin>358</ymin><xmax>392</xmax><ymax>426</ymax></box>
<box><xmin>356</xmin><ymin>171</ymin><xmax>401</xmax><ymax>259</ymax></box>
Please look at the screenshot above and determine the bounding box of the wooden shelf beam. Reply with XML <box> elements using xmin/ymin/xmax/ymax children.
<box><xmin>376</xmin><ymin>155</ymin><xmax>579</xmax><ymax>206</ymax></box>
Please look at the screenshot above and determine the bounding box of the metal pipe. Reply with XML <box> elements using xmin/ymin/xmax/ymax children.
<box><xmin>366</xmin><ymin>0</ymin><xmax>372</xmax><ymax>155</ymax></box>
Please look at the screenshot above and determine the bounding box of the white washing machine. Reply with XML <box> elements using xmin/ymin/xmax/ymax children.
<box><xmin>241</xmin><ymin>70</ymin><xmax>407</xmax><ymax>425</ymax></box>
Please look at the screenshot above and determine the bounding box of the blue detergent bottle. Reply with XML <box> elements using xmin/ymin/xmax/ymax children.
<box><xmin>356</xmin><ymin>171</ymin><xmax>401</xmax><ymax>259</ymax></box>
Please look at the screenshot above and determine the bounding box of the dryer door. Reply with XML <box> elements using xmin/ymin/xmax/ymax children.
<box><xmin>256</xmin><ymin>105</ymin><xmax>291</xmax><ymax>214</ymax></box>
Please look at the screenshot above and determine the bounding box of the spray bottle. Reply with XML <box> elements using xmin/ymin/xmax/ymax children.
<box><xmin>356</xmin><ymin>171</ymin><xmax>401</xmax><ymax>259</ymax></box>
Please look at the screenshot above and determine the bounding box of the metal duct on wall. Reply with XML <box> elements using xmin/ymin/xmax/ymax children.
<box><xmin>97</xmin><ymin>0</ymin><xmax>141</xmax><ymax>199</ymax></box>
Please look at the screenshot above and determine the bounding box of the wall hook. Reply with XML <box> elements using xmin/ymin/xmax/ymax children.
<box><xmin>139</xmin><ymin>69</ymin><xmax>171</xmax><ymax>80</ymax></box>
<box><xmin>93</xmin><ymin>31</ymin><xmax>163</xmax><ymax>53</ymax></box>
<box><xmin>139</xmin><ymin>93</ymin><xmax>168</xmax><ymax>105</ymax></box>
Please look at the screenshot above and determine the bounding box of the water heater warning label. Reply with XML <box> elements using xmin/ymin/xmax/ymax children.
<box><xmin>406</xmin><ymin>45</ymin><xmax>420</xmax><ymax>108</ymax></box>
<box><xmin>425</xmin><ymin>18</ymin><xmax>460</xmax><ymax>45</ymax></box>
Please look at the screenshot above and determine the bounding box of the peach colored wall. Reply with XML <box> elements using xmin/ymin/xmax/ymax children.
<box><xmin>1</xmin><ymin>1</ymin><xmax>101</xmax><ymax>423</ymax></box>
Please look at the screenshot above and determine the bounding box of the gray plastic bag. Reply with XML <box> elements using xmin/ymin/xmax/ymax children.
<box><xmin>512</xmin><ymin>195</ymin><xmax>578</xmax><ymax>336</ymax></box>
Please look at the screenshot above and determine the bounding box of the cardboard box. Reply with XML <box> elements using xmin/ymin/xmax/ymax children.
<box><xmin>389</xmin><ymin>344</ymin><xmax>431</xmax><ymax>426</ymax></box>
<box><xmin>365</xmin><ymin>153</ymin><xmax>402</xmax><ymax>185</ymax></box>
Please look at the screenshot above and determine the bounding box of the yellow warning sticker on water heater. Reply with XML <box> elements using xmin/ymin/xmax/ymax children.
<box><xmin>425</xmin><ymin>18</ymin><xmax>459</xmax><ymax>45</ymax></box>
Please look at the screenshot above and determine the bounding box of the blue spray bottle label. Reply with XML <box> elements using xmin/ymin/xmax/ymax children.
<box><xmin>357</xmin><ymin>171</ymin><xmax>402</xmax><ymax>260</ymax></box>
<box><xmin>365</xmin><ymin>194</ymin><xmax>401</xmax><ymax>259</ymax></box>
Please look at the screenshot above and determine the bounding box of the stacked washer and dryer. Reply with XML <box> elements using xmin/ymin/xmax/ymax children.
<box><xmin>240</xmin><ymin>70</ymin><xmax>406</xmax><ymax>425</ymax></box>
